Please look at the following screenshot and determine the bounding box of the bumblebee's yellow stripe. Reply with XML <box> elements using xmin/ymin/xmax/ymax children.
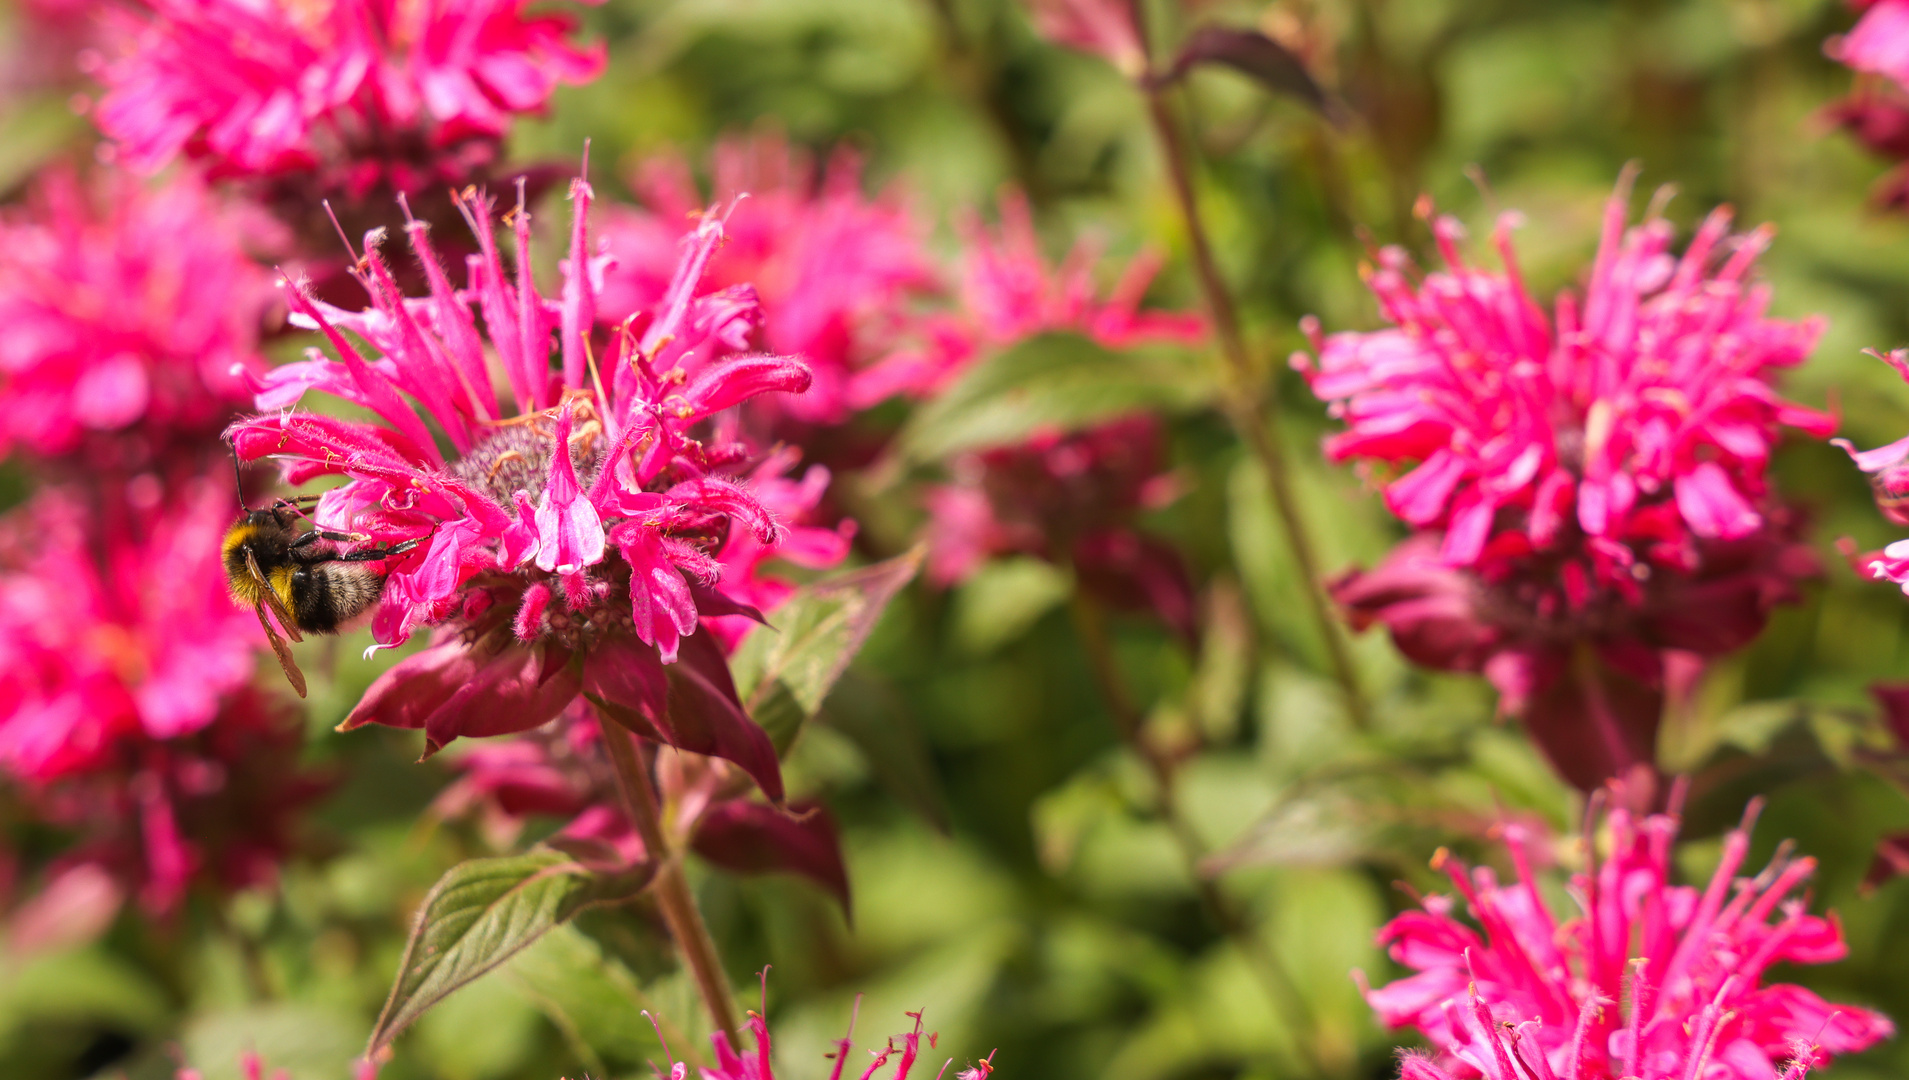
<box><xmin>268</xmin><ymin>566</ymin><xmax>298</xmax><ymax>613</ymax></box>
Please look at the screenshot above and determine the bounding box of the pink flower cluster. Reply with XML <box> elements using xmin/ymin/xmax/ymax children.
<box><xmin>229</xmin><ymin>176</ymin><xmax>821</xmax><ymax>799</ymax></box>
<box><xmin>1298</xmin><ymin>175</ymin><xmax>1831</xmax><ymax>789</ymax></box>
<box><xmin>1365</xmin><ymin>780</ymin><xmax>1893</xmax><ymax>1080</ymax></box>
<box><xmin>0</xmin><ymin>167</ymin><xmax>272</xmax><ymax>466</ymax></box>
<box><xmin>89</xmin><ymin>0</ymin><xmax>602</xmax><ymax>197</ymax></box>
<box><xmin>597</xmin><ymin>132</ymin><xmax>940</xmax><ymax>431</ymax></box>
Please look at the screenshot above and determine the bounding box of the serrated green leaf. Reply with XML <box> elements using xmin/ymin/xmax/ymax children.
<box><xmin>733</xmin><ymin>548</ymin><xmax>923</xmax><ymax>753</ymax></box>
<box><xmin>367</xmin><ymin>849</ymin><xmax>653</xmax><ymax>1055</ymax></box>
<box><xmin>895</xmin><ymin>332</ymin><xmax>1213</xmax><ymax>462</ymax></box>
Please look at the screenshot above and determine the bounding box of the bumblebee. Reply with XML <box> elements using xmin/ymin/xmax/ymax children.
<box><xmin>223</xmin><ymin>498</ymin><xmax>425</xmax><ymax>698</ymax></box>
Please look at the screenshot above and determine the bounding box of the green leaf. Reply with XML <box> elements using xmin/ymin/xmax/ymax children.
<box><xmin>366</xmin><ymin>849</ymin><xmax>653</xmax><ymax>1055</ymax></box>
<box><xmin>950</xmin><ymin>556</ymin><xmax>1072</xmax><ymax>656</ymax></box>
<box><xmin>820</xmin><ymin>671</ymin><xmax>952</xmax><ymax>833</ymax></box>
<box><xmin>507</xmin><ymin>923</ymin><xmax>669</xmax><ymax>1077</ymax></box>
<box><xmin>732</xmin><ymin>547</ymin><xmax>924</xmax><ymax>753</ymax></box>
<box><xmin>895</xmin><ymin>332</ymin><xmax>1214</xmax><ymax>462</ymax></box>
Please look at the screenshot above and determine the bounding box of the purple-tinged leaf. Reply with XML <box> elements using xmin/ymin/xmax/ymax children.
<box><xmin>1159</xmin><ymin>26</ymin><xmax>1338</xmax><ymax>123</ymax></box>
<box><xmin>691</xmin><ymin>800</ymin><xmax>851</xmax><ymax>915</ymax></box>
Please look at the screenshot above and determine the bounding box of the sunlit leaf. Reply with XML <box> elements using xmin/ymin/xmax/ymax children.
<box><xmin>366</xmin><ymin>849</ymin><xmax>653</xmax><ymax>1055</ymax></box>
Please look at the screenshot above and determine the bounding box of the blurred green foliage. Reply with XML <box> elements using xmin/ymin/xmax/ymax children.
<box><xmin>9</xmin><ymin>0</ymin><xmax>1909</xmax><ymax>1078</ymax></box>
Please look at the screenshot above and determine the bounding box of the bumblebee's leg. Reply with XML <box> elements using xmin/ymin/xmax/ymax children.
<box><xmin>290</xmin><ymin>528</ymin><xmax>364</xmax><ymax>549</ymax></box>
<box><xmin>335</xmin><ymin>536</ymin><xmax>428</xmax><ymax>562</ymax></box>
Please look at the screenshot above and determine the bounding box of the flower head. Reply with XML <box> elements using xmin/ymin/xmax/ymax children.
<box><xmin>0</xmin><ymin>166</ymin><xmax>272</xmax><ymax>465</ymax></box>
<box><xmin>226</xmin><ymin>176</ymin><xmax>813</xmax><ymax>797</ymax></box>
<box><xmin>88</xmin><ymin>0</ymin><xmax>603</xmax><ymax>196</ymax></box>
<box><xmin>653</xmin><ymin>991</ymin><xmax>995</xmax><ymax>1080</ymax></box>
<box><xmin>1298</xmin><ymin>173</ymin><xmax>1831</xmax><ymax>789</ymax></box>
<box><xmin>1364</xmin><ymin>780</ymin><xmax>1893</xmax><ymax>1080</ymax></box>
<box><xmin>597</xmin><ymin>132</ymin><xmax>939</xmax><ymax>428</ymax></box>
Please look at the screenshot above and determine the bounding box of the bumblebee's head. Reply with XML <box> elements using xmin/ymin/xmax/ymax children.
<box><xmin>222</xmin><ymin>507</ymin><xmax>298</xmax><ymax>604</ymax></box>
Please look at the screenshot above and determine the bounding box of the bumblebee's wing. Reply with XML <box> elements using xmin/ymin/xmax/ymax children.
<box><xmin>243</xmin><ymin>547</ymin><xmax>304</xmax><ymax>643</ymax></box>
<box><xmin>254</xmin><ymin>602</ymin><xmax>308</xmax><ymax>699</ymax></box>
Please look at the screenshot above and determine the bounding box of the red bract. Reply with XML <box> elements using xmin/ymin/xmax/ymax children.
<box><xmin>1297</xmin><ymin>174</ymin><xmax>1832</xmax><ymax>790</ymax></box>
<box><xmin>0</xmin><ymin>166</ymin><xmax>272</xmax><ymax>466</ymax></box>
<box><xmin>88</xmin><ymin>0</ymin><xmax>603</xmax><ymax>196</ymax></box>
<box><xmin>227</xmin><ymin>176</ymin><xmax>813</xmax><ymax>797</ymax></box>
<box><xmin>1019</xmin><ymin>0</ymin><xmax>1146</xmax><ymax>77</ymax></box>
<box><xmin>1363</xmin><ymin>780</ymin><xmax>1894</xmax><ymax>1080</ymax></box>
<box><xmin>597</xmin><ymin>132</ymin><xmax>939</xmax><ymax>429</ymax></box>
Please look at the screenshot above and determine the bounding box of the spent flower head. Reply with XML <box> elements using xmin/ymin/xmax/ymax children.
<box><xmin>1364</xmin><ymin>779</ymin><xmax>1893</xmax><ymax>1080</ymax></box>
<box><xmin>1297</xmin><ymin>172</ymin><xmax>1831</xmax><ymax>789</ymax></box>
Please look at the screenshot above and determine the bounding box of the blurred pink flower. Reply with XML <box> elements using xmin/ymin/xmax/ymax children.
<box><xmin>597</xmin><ymin>132</ymin><xmax>939</xmax><ymax>428</ymax></box>
<box><xmin>925</xmin><ymin>415</ymin><xmax>1196</xmax><ymax>641</ymax></box>
<box><xmin>1364</xmin><ymin>779</ymin><xmax>1894</xmax><ymax>1080</ymax></box>
<box><xmin>1829</xmin><ymin>1</ymin><xmax>1909</xmax><ymax>95</ymax></box>
<box><xmin>227</xmin><ymin>177</ymin><xmax>812</xmax><ymax>797</ymax></box>
<box><xmin>1832</xmin><ymin>351</ymin><xmax>1909</xmax><ymax>587</ymax></box>
<box><xmin>911</xmin><ymin>193</ymin><xmax>1203</xmax><ymax>636</ymax></box>
<box><xmin>1298</xmin><ymin>173</ymin><xmax>1831</xmax><ymax>789</ymax></box>
<box><xmin>0</xmin><ymin>479</ymin><xmax>257</xmax><ymax>783</ymax></box>
<box><xmin>89</xmin><ymin>0</ymin><xmax>603</xmax><ymax>196</ymax></box>
<box><xmin>0</xmin><ymin>166</ymin><xmax>272</xmax><ymax>465</ymax></box>
<box><xmin>1019</xmin><ymin>0</ymin><xmax>1146</xmax><ymax>77</ymax></box>
<box><xmin>863</xmin><ymin>190</ymin><xmax>1205</xmax><ymax>402</ymax></box>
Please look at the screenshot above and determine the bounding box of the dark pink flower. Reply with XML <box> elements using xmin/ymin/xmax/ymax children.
<box><xmin>88</xmin><ymin>0</ymin><xmax>602</xmax><ymax>196</ymax></box>
<box><xmin>1364</xmin><ymin>779</ymin><xmax>1894</xmax><ymax>1080</ymax></box>
<box><xmin>0</xmin><ymin>166</ymin><xmax>272</xmax><ymax>465</ymax></box>
<box><xmin>597</xmin><ymin>132</ymin><xmax>939</xmax><ymax>428</ymax></box>
<box><xmin>1298</xmin><ymin>174</ymin><xmax>1832</xmax><ymax>789</ymax></box>
<box><xmin>228</xmin><ymin>177</ymin><xmax>814</xmax><ymax>797</ymax></box>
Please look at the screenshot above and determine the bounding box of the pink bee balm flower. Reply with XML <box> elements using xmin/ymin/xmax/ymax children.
<box><xmin>1297</xmin><ymin>173</ymin><xmax>1833</xmax><ymax>790</ymax></box>
<box><xmin>88</xmin><ymin>0</ymin><xmax>603</xmax><ymax>195</ymax></box>
<box><xmin>226</xmin><ymin>176</ymin><xmax>813</xmax><ymax>799</ymax></box>
<box><xmin>706</xmin><ymin>447</ymin><xmax>856</xmax><ymax>651</ymax></box>
<box><xmin>1362</xmin><ymin>779</ymin><xmax>1894</xmax><ymax>1080</ymax></box>
<box><xmin>0</xmin><ymin>166</ymin><xmax>272</xmax><ymax>465</ymax></box>
<box><xmin>862</xmin><ymin>190</ymin><xmax>1205</xmax><ymax>403</ymax></box>
<box><xmin>1829</xmin><ymin>351</ymin><xmax>1909</xmax><ymax>594</ymax></box>
<box><xmin>597</xmin><ymin>132</ymin><xmax>939</xmax><ymax>429</ymax></box>
<box><xmin>0</xmin><ymin>479</ymin><xmax>259</xmax><ymax>783</ymax></box>
<box><xmin>1019</xmin><ymin>0</ymin><xmax>1146</xmax><ymax>77</ymax></box>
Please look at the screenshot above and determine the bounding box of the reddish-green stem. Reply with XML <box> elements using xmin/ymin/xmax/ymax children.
<box><xmin>1127</xmin><ymin>9</ymin><xmax>1370</xmax><ymax>733</ymax></box>
<box><xmin>602</xmin><ymin>721</ymin><xmax>742</xmax><ymax>1042</ymax></box>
